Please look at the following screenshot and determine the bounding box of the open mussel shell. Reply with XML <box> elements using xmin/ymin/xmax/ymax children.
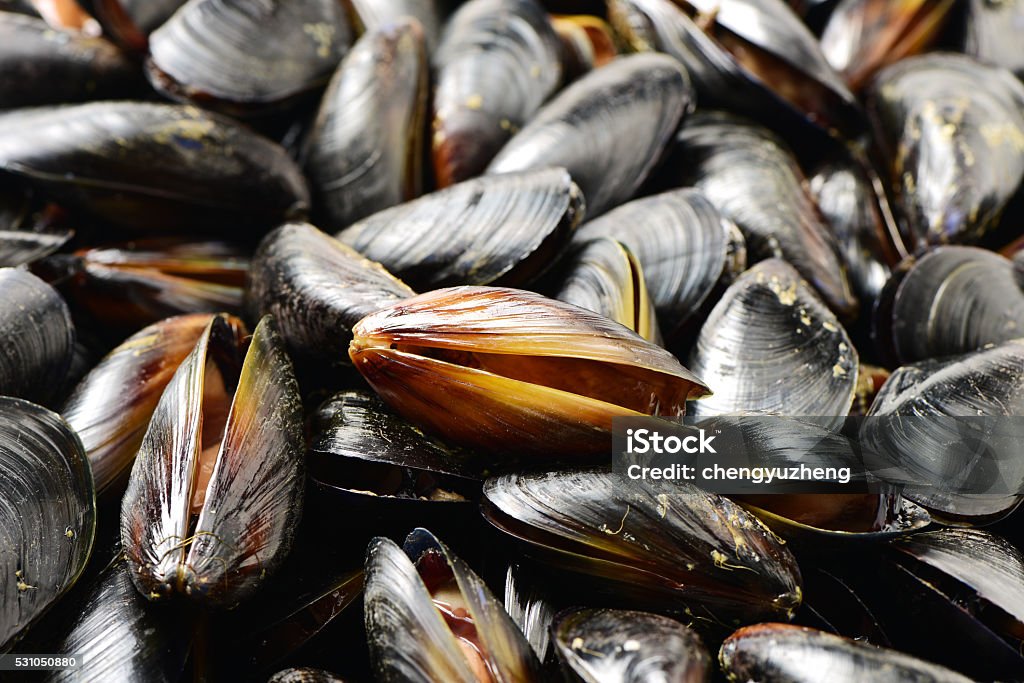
<box><xmin>669</xmin><ymin>111</ymin><xmax>857</xmax><ymax>317</ymax></box>
<box><xmin>81</xmin><ymin>0</ymin><xmax>188</xmax><ymax>51</ymax></box>
<box><xmin>554</xmin><ymin>237</ymin><xmax>662</xmax><ymax>345</ymax></box>
<box><xmin>553</xmin><ymin>608</ymin><xmax>711</xmax><ymax>683</ymax></box>
<box><xmin>0</xmin><ymin>11</ymin><xmax>143</xmax><ymax>109</ymax></box>
<box><xmin>720</xmin><ymin>623</ymin><xmax>973</xmax><ymax>682</ymax></box>
<box><xmin>431</xmin><ymin>0</ymin><xmax>562</xmax><ymax>187</ymax></box>
<box><xmin>887</xmin><ymin>246</ymin><xmax>1024</xmax><ymax>363</ymax></box>
<box><xmin>121</xmin><ymin>314</ymin><xmax>304</xmax><ymax>607</ymax></box>
<box><xmin>0</xmin><ymin>267</ymin><xmax>74</xmax><ymax>405</ymax></box>
<box><xmin>573</xmin><ymin>188</ymin><xmax>746</xmax><ymax>339</ymax></box>
<box><xmin>364</xmin><ymin>527</ymin><xmax>542</xmax><ymax>682</ymax></box>
<box><xmin>0</xmin><ymin>102</ymin><xmax>310</xmax><ymax>234</ymax></box>
<box><xmin>350</xmin><ymin>0</ymin><xmax>439</xmax><ymax>52</ymax></box>
<box><xmin>820</xmin><ymin>0</ymin><xmax>956</xmax><ymax>91</ymax></box>
<box><xmin>482</xmin><ymin>468</ymin><xmax>803</xmax><ymax>625</ymax></box>
<box><xmin>309</xmin><ymin>390</ymin><xmax>479</xmax><ymax>506</ymax></box>
<box><xmin>487</xmin><ymin>52</ymin><xmax>692</xmax><ymax>218</ymax></box>
<box><xmin>337</xmin><ymin>168</ymin><xmax>583</xmax><ymax>291</ymax></box>
<box><xmin>0</xmin><ymin>397</ymin><xmax>95</xmax><ymax>651</ymax></box>
<box><xmin>863</xmin><ymin>338</ymin><xmax>1024</xmax><ymax>522</ymax></box>
<box><xmin>247</xmin><ymin>222</ymin><xmax>414</xmax><ymax>366</ymax></box>
<box><xmin>349</xmin><ymin>286</ymin><xmax>710</xmax><ymax>456</ymax></box>
<box><xmin>688</xmin><ymin>259</ymin><xmax>858</xmax><ymax>425</ymax></box>
<box><xmin>62</xmin><ymin>313</ymin><xmax>248</xmax><ymax>499</ymax></box>
<box><xmin>147</xmin><ymin>0</ymin><xmax>351</xmax><ymax>116</ymax></box>
<box><xmin>62</xmin><ymin>238</ymin><xmax>249</xmax><ymax>336</ymax></box>
<box><xmin>41</xmin><ymin>556</ymin><xmax>192</xmax><ymax>682</ymax></box>
<box><xmin>866</xmin><ymin>53</ymin><xmax>1024</xmax><ymax>248</ymax></box>
<box><xmin>305</xmin><ymin>19</ymin><xmax>426</xmax><ymax>231</ymax></box>
<box><xmin>608</xmin><ymin>0</ymin><xmax>861</xmax><ymax>137</ymax></box>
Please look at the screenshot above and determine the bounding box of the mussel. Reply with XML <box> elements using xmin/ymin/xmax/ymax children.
<box><xmin>487</xmin><ymin>52</ymin><xmax>693</xmax><ymax>218</ymax></box>
<box><xmin>80</xmin><ymin>0</ymin><xmax>189</xmax><ymax>51</ymax></box>
<box><xmin>348</xmin><ymin>286</ymin><xmax>710</xmax><ymax>456</ymax></box>
<box><xmin>431</xmin><ymin>0</ymin><xmax>563</xmax><ymax>186</ymax></box>
<box><xmin>121</xmin><ymin>315</ymin><xmax>304</xmax><ymax>606</ymax></box>
<box><xmin>960</xmin><ymin>0</ymin><xmax>1024</xmax><ymax>81</ymax></box>
<box><xmin>0</xmin><ymin>186</ymin><xmax>72</xmax><ymax>267</ymax></box>
<box><xmin>336</xmin><ymin>167</ymin><xmax>583</xmax><ymax>291</ymax></box>
<box><xmin>364</xmin><ymin>527</ymin><xmax>542</xmax><ymax>681</ymax></box>
<box><xmin>0</xmin><ymin>397</ymin><xmax>95</xmax><ymax>651</ymax></box>
<box><xmin>350</xmin><ymin>0</ymin><xmax>439</xmax><ymax>52</ymax></box>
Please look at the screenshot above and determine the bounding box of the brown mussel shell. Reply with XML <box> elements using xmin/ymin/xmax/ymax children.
<box><xmin>349</xmin><ymin>286</ymin><xmax>710</xmax><ymax>456</ymax></box>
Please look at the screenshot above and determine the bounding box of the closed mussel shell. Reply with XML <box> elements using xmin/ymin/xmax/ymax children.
<box><xmin>350</xmin><ymin>0</ymin><xmax>439</xmax><ymax>52</ymax></box>
<box><xmin>147</xmin><ymin>0</ymin><xmax>352</xmax><ymax>116</ymax></box>
<box><xmin>431</xmin><ymin>0</ymin><xmax>563</xmax><ymax>186</ymax></box>
<box><xmin>487</xmin><ymin>52</ymin><xmax>693</xmax><ymax>218</ymax></box>
<box><xmin>719</xmin><ymin>623</ymin><xmax>973</xmax><ymax>683</ymax></box>
<box><xmin>553</xmin><ymin>608</ymin><xmax>711</xmax><ymax>683</ymax></box>
<box><xmin>482</xmin><ymin>469</ymin><xmax>802</xmax><ymax>624</ymax></box>
<box><xmin>961</xmin><ymin>0</ymin><xmax>1024</xmax><ymax>80</ymax></box>
<box><xmin>866</xmin><ymin>53</ymin><xmax>1024</xmax><ymax>247</ymax></box>
<box><xmin>62</xmin><ymin>313</ymin><xmax>248</xmax><ymax>498</ymax></box>
<box><xmin>0</xmin><ymin>267</ymin><xmax>74</xmax><ymax>405</ymax></box>
<box><xmin>573</xmin><ymin>188</ymin><xmax>746</xmax><ymax>338</ymax></box>
<box><xmin>554</xmin><ymin>237</ymin><xmax>662</xmax><ymax>345</ymax></box>
<box><xmin>669</xmin><ymin>111</ymin><xmax>857</xmax><ymax>317</ymax></box>
<box><xmin>337</xmin><ymin>168</ymin><xmax>583</xmax><ymax>291</ymax></box>
<box><xmin>688</xmin><ymin>259</ymin><xmax>858</xmax><ymax>425</ymax></box>
<box><xmin>348</xmin><ymin>286</ymin><xmax>710</xmax><ymax>456</ymax></box>
<box><xmin>0</xmin><ymin>11</ymin><xmax>142</xmax><ymax>109</ymax></box>
<box><xmin>0</xmin><ymin>102</ymin><xmax>310</xmax><ymax>234</ymax></box>
<box><xmin>0</xmin><ymin>397</ymin><xmax>95</xmax><ymax>651</ymax></box>
<box><xmin>121</xmin><ymin>314</ymin><xmax>304</xmax><ymax>607</ymax></box>
<box><xmin>364</xmin><ymin>527</ymin><xmax>542</xmax><ymax>682</ymax></box>
<box><xmin>305</xmin><ymin>19</ymin><xmax>427</xmax><ymax>231</ymax></box>
<box><xmin>247</xmin><ymin>222</ymin><xmax>414</xmax><ymax>365</ymax></box>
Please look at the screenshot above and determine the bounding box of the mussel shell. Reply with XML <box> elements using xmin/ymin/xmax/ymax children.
<box><xmin>719</xmin><ymin>623</ymin><xmax>973</xmax><ymax>682</ymax></box>
<box><xmin>0</xmin><ymin>12</ymin><xmax>142</xmax><ymax>109</ymax></box>
<box><xmin>82</xmin><ymin>0</ymin><xmax>189</xmax><ymax>51</ymax></box>
<box><xmin>431</xmin><ymin>0</ymin><xmax>563</xmax><ymax>186</ymax></box>
<box><xmin>147</xmin><ymin>0</ymin><xmax>352</xmax><ymax>115</ymax></box>
<box><xmin>820</xmin><ymin>0</ymin><xmax>956</xmax><ymax>91</ymax></box>
<box><xmin>121</xmin><ymin>315</ymin><xmax>304</xmax><ymax>607</ymax></box>
<box><xmin>350</xmin><ymin>0</ymin><xmax>439</xmax><ymax>52</ymax></box>
<box><xmin>863</xmin><ymin>338</ymin><xmax>1024</xmax><ymax>522</ymax></box>
<box><xmin>364</xmin><ymin>528</ymin><xmax>542</xmax><ymax>682</ymax></box>
<box><xmin>555</xmin><ymin>237</ymin><xmax>662</xmax><ymax>345</ymax></box>
<box><xmin>504</xmin><ymin>561</ymin><xmax>559</xmax><ymax>663</ymax></box>
<box><xmin>268</xmin><ymin>669</ymin><xmax>347</xmax><ymax>683</ymax></box>
<box><xmin>487</xmin><ymin>52</ymin><xmax>693</xmax><ymax>218</ymax></box>
<box><xmin>42</xmin><ymin>557</ymin><xmax>192</xmax><ymax>683</ymax></box>
<box><xmin>961</xmin><ymin>0</ymin><xmax>1024</xmax><ymax>80</ymax></box>
<box><xmin>349</xmin><ymin>286</ymin><xmax>709</xmax><ymax>456</ymax></box>
<box><xmin>669</xmin><ymin>111</ymin><xmax>856</xmax><ymax>317</ymax></box>
<box><xmin>552</xmin><ymin>608</ymin><xmax>711</xmax><ymax>683</ymax></box>
<box><xmin>62</xmin><ymin>313</ymin><xmax>247</xmax><ymax>498</ymax></box>
<box><xmin>0</xmin><ymin>102</ymin><xmax>310</xmax><ymax>234</ymax></box>
<box><xmin>0</xmin><ymin>397</ymin><xmax>95</xmax><ymax>651</ymax></box>
<box><xmin>247</xmin><ymin>222</ymin><xmax>415</xmax><ymax>366</ymax></box>
<box><xmin>0</xmin><ymin>187</ymin><xmax>72</xmax><ymax>267</ymax></box>
<box><xmin>482</xmin><ymin>468</ymin><xmax>803</xmax><ymax>624</ymax></box>
<box><xmin>866</xmin><ymin>53</ymin><xmax>1024</xmax><ymax>247</ymax></box>
<box><xmin>0</xmin><ymin>267</ymin><xmax>74</xmax><ymax>405</ymax></box>
<box><xmin>888</xmin><ymin>246</ymin><xmax>1024</xmax><ymax>363</ymax></box>
<box><xmin>337</xmin><ymin>168</ymin><xmax>583</xmax><ymax>291</ymax></box>
<box><xmin>305</xmin><ymin>19</ymin><xmax>427</xmax><ymax>231</ymax></box>
<box><xmin>573</xmin><ymin>188</ymin><xmax>746</xmax><ymax>338</ymax></box>
<box><xmin>687</xmin><ymin>259</ymin><xmax>858</xmax><ymax>424</ymax></box>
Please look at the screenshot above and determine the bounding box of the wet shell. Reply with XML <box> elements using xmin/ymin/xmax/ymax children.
<box><xmin>487</xmin><ymin>52</ymin><xmax>693</xmax><ymax>217</ymax></box>
<box><xmin>349</xmin><ymin>286</ymin><xmax>710</xmax><ymax>456</ymax></box>
<box><xmin>350</xmin><ymin>0</ymin><xmax>439</xmax><ymax>51</ymax></box>
<box><xmin>83</xmin><ymin>0</ymin><xmax>189</xmax><ymax>51</ymax></box>
<box><xmin>336</xmin><ymin>168</ymin><xmax>583</xmax><ymax>291</ymax></box>
<box><xmin>688</xmin><ymin>259</ymin><xmax>858</xmax><ymax>424</ymax></box>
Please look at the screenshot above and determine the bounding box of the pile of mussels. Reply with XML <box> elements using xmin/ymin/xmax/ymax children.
<box><xmin>3</xmin><ymin>0</ymin><xmax>1024</xmax><ymax>681</ymax></box>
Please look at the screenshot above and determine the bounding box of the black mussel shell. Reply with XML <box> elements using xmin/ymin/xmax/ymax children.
<box><xmin>0</xmin><ymin>102</ymin><xmax>310</xmax><ymax>235</ymax></box>
<box><xmin>268</xmin><ymin>669</ymin><xmax>348</xmax><ymax>683</ymax></box>
<box><xmin>487</xmin><ymin>52</ymin><xmax>693</xmax><ymax>218</ymax></box>
<box><xmin>553</xmin><ymin>608</ymin><xmax>711</xmax><ymax>682</ymax></box>
<box><xmin>81</xmin><ymin>0</ymin><xmax>189</xmax><ymax>51</ymax></box>
<box><xmin>337</xmin><ymin>167</ymin><xmax>583</xmax><ymax>291</ymax></box>
<box><xmin>0</xmin><ymin>186</ymin><xmax>72</xmax><ymax>267</ymax></box>
<box><xmin>247</xmin><ymin>222</ymin><xmax>414</xmax><ymax>366</ymax></box>
<box><xmin>431</xmin><ymin>0</ymin><xmax>563</xmax><ymax>186</ymax></box>
<box><xmin>305</xmin><ymin>19</ymin><xmax>427</xmax><ymax>231</ymax></box>
<box><xmin>147</xmin><ymin>0</ymin><xmax>352</xmax><ymax>116</ymax></box>
<box><xmin>350</xmin><ymin>0</ymin><xmax>440</xmax><ymax>52</ymax></box>
<box><xmin>0</xmin><ymin>267</ymin><xmax>74</xmax><ymax>405</ymax></box>
<box><xmin>960</xmin><ymin>0</ymin><xmax>1024</xmax><ymax>81</ymax></box>
<box><xmin>1</xmin><ymin>397</ymin><xmax>95</xmax><ymax>651</ymax></box>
